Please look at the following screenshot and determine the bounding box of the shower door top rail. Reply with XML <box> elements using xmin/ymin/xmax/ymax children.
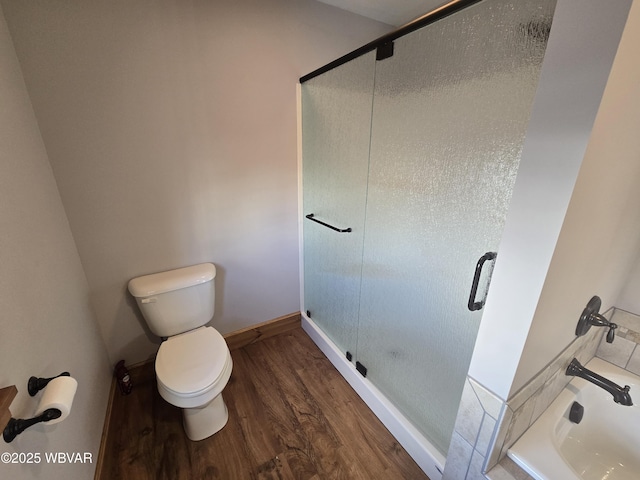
<box><xmin>299</xmin><ymin>0</ymin><xmax>481</xmax><ymax>83</ymax></box>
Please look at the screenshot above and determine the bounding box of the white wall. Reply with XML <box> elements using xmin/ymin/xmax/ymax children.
<box><xmin>0</xmin><ymin>0</ymin><xmax>392</xmax><ymax>365</ymax></box>
<box><xmin>468</xmin><ymin>0</ymin><xmax>634</xmax><ymax>399</ymax></box>
<box><xmin>618</xmin><ymin>250</ymin><xmax>640</xmax><ymax>314</ymax></box>
<box><xmin>0</xmin><ymin>5</ymin><xmax>111</xmax><ymax>479</ymax></box>
<box><xmin>512</xmin><ymin>0</ymin><xmax>640</xmax><ymax>394</ymax></box>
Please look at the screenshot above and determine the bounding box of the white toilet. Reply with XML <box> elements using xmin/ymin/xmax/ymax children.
<box><xmin>128</xmin><ymin>262</ymin><xmax>233</xmax><ymax>441</ymax></box>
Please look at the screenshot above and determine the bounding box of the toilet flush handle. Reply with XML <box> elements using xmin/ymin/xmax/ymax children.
<box><xmin>141</xmin><ymin>297</ymin><xmax>157</xmax><ymax>304</ymax></box>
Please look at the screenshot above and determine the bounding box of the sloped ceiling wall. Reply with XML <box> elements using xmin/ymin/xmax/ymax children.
<box><xmin>316</xmin><ymin>0</ymin><xmax>445</xmax><ymax>26</ymax></box>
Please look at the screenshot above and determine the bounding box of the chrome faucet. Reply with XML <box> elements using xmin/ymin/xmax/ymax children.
<box><xmin>566</xmin><ymin>358</ymin><xmax>633</xmax><ymax>406</ymax></box>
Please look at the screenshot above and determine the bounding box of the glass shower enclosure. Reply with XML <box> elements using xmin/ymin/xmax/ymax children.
<box><xmin>301</xmin><ymin>0</ymin><xmax>556</xmax><ymax>456</ymax></box>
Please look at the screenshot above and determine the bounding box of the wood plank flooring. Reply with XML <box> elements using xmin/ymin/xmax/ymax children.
<box><xmin>100</xmin><ymin>327</ymin><xmax>429</xmax><ymax>480</ymax></box>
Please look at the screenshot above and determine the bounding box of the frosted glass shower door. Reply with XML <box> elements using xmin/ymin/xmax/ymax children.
<box><xmin>356</xmin><ymin>0</ymin><xmax>556</xmax><ymax>454</ymax></box>
<box><xmin>302</xmin><ymin>53</ymin><xmax>376</xmax><ymax>354</ymax></box>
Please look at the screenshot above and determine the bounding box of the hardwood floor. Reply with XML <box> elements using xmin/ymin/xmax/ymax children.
<box><xmin>100</xmin><ymin>327</ymin><xmax>429</xmax><ymax>479</ymax></box>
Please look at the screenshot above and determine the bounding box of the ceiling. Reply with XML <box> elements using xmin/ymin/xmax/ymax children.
<box><xmin>316</xmin><ymin>0</ymin><xmax>450</xmax><ymax>27</ymax></box>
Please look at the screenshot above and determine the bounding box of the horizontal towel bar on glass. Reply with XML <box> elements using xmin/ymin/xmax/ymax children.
<box><xmin>305</xmin><ymin>214</ymin><xmax>352</xmax><ymax>233</ymax></box>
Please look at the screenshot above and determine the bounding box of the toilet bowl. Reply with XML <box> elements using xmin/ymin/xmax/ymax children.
<box><xmin>128</xmin><ymin>263</ymin><xmax>233</xmax><ymax>441</ymax></box>
<box><xmin>155</xmin><ymin>326</ymin><xmax>233</xmax><ymax>440</ymax></box>
<box><xmin>155</xmin><ymin>327</ymin><xmax>233</xmax><ymax>440</ymax></box>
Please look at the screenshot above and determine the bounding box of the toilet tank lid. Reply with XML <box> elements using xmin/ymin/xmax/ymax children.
<box><xmin>128</xmin><ymin>263</ymin><xmax>216</xmax><ymax>297</ymax></box>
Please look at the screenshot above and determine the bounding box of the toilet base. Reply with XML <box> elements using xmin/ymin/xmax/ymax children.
<box><xmin>182</xmin><ymin>393</ymin><xmax>229</xmax><ymax>441</ymax></box>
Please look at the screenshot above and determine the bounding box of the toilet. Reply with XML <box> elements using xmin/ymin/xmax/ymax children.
<box><xmin>128</xmin><ymin>262</ymin><xmax>232</xmax><ymax>441</ymax></box>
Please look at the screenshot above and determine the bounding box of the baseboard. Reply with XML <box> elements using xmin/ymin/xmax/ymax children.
<box><xmin>115</xmin><ymin>313</ymin><xmax>302</xmax><ymax>382</ymax></box>
<box><xmin>223</xmin><ymin>312</ymin><xmax>301</xmax><ymax>350</ymax></box>
<box><xmin>93</xmin><ymin>377</ymin><xmax>115</xmax><ymax>480</ymax></box>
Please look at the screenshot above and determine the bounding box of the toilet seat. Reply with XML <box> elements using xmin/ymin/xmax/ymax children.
<box><xmin>156</xmin><ymin>326</ymin><xmax>229</xmax><ymax>397</ymax></box>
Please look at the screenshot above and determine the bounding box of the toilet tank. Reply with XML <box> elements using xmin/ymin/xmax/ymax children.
<box><xmin>128</xmin><ymin>263</ymin><xmax>216</xmax><ymax>338</ymax></box>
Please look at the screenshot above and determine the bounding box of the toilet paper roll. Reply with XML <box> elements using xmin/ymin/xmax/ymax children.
<box><xmin>35</xmin><ymin>376</ymin><xmax>78</xmax><ymax>425</ymax></box>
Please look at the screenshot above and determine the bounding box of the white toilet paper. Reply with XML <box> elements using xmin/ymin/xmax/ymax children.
<box><xmin>35</xmin><ymin>376</ymin><xmax>78</xmax><ymax>425</ymax></box>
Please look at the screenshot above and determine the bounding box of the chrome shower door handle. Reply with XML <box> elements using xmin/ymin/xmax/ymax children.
<box><xmin>467</xmin><ymin>252</ymin><xmax>497</xmax><ymax>311</ymax></box>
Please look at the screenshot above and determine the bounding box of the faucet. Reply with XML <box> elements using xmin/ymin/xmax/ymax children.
<box><xmin>575</xmin><ymin>296</ymin><xmax>618</xmax><ymax>343</ymax></box>
<box><xmin>566</xmin><ymin>358</ymin><xmax>633</xmax><ymax>406</ymax></box>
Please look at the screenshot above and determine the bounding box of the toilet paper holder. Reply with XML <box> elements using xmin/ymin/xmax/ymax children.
<box><xmin>2</xmin><ymin>372</ymin><xmax>73</xmax><ymax>443</ymax></box>
<box><xmin>28</xmin><ymin>372</ymin><xmax>70</xmax><ymax>396</ymax></box>
<box><xmin>3</xmin><ymin>408</ymin><xmax>61</xmax><ymax>443</ymax></box>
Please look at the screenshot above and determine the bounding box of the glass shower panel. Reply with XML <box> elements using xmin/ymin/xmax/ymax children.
<box><xmin>302</xmin><ymin>52</ymin><xmax>376</xmax><ymax>354</ymax></box>
<box><xmin>356</xmin><ymin>0</ymin><xmax>556</xmax><ymax>453</ymax></box>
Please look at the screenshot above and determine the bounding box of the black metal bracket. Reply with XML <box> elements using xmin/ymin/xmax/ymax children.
<box><xmin>356</xmin><ymin>361</ymin><xmax>367</xmax><ymax>377</ymax></box>
<box><xmin>28</xmin><ymin>372</ymin><xmax>70</xmax><ymax>396</ymax></box>
<box><xmin>346</xmin><ymin>351</ymin><xmax>353</xmax><ymax>362</ymax></box>
<box><xmin>376</xmin><ymin>42</ymin><xmax>394</xmax><ymax>61</ymax></box>
<box><xmin>3</xmin><ymin>409</ymin><xmax>62</xmax><ymax>443</ymax></box>
<box><xmin>305</xmin><ymin>214</ymin><xmax>352</xmax><ymax>233</ymax></box>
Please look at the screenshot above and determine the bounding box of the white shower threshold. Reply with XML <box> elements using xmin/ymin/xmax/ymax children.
<box><xmin>301</xmin><ymin>314</ymin><xmax>446</xmax><ymax>480</ymax></box>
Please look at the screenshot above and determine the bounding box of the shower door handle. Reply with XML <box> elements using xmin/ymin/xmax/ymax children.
<box><xmin>468</xmin><ymin>252</ymin><xmax>497</xmax><ymax>311</ymax></box>
<box><xmin>305</xmin><ymin>214</ymin><xmax>352</xmax><ymax>233</ymax></box>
